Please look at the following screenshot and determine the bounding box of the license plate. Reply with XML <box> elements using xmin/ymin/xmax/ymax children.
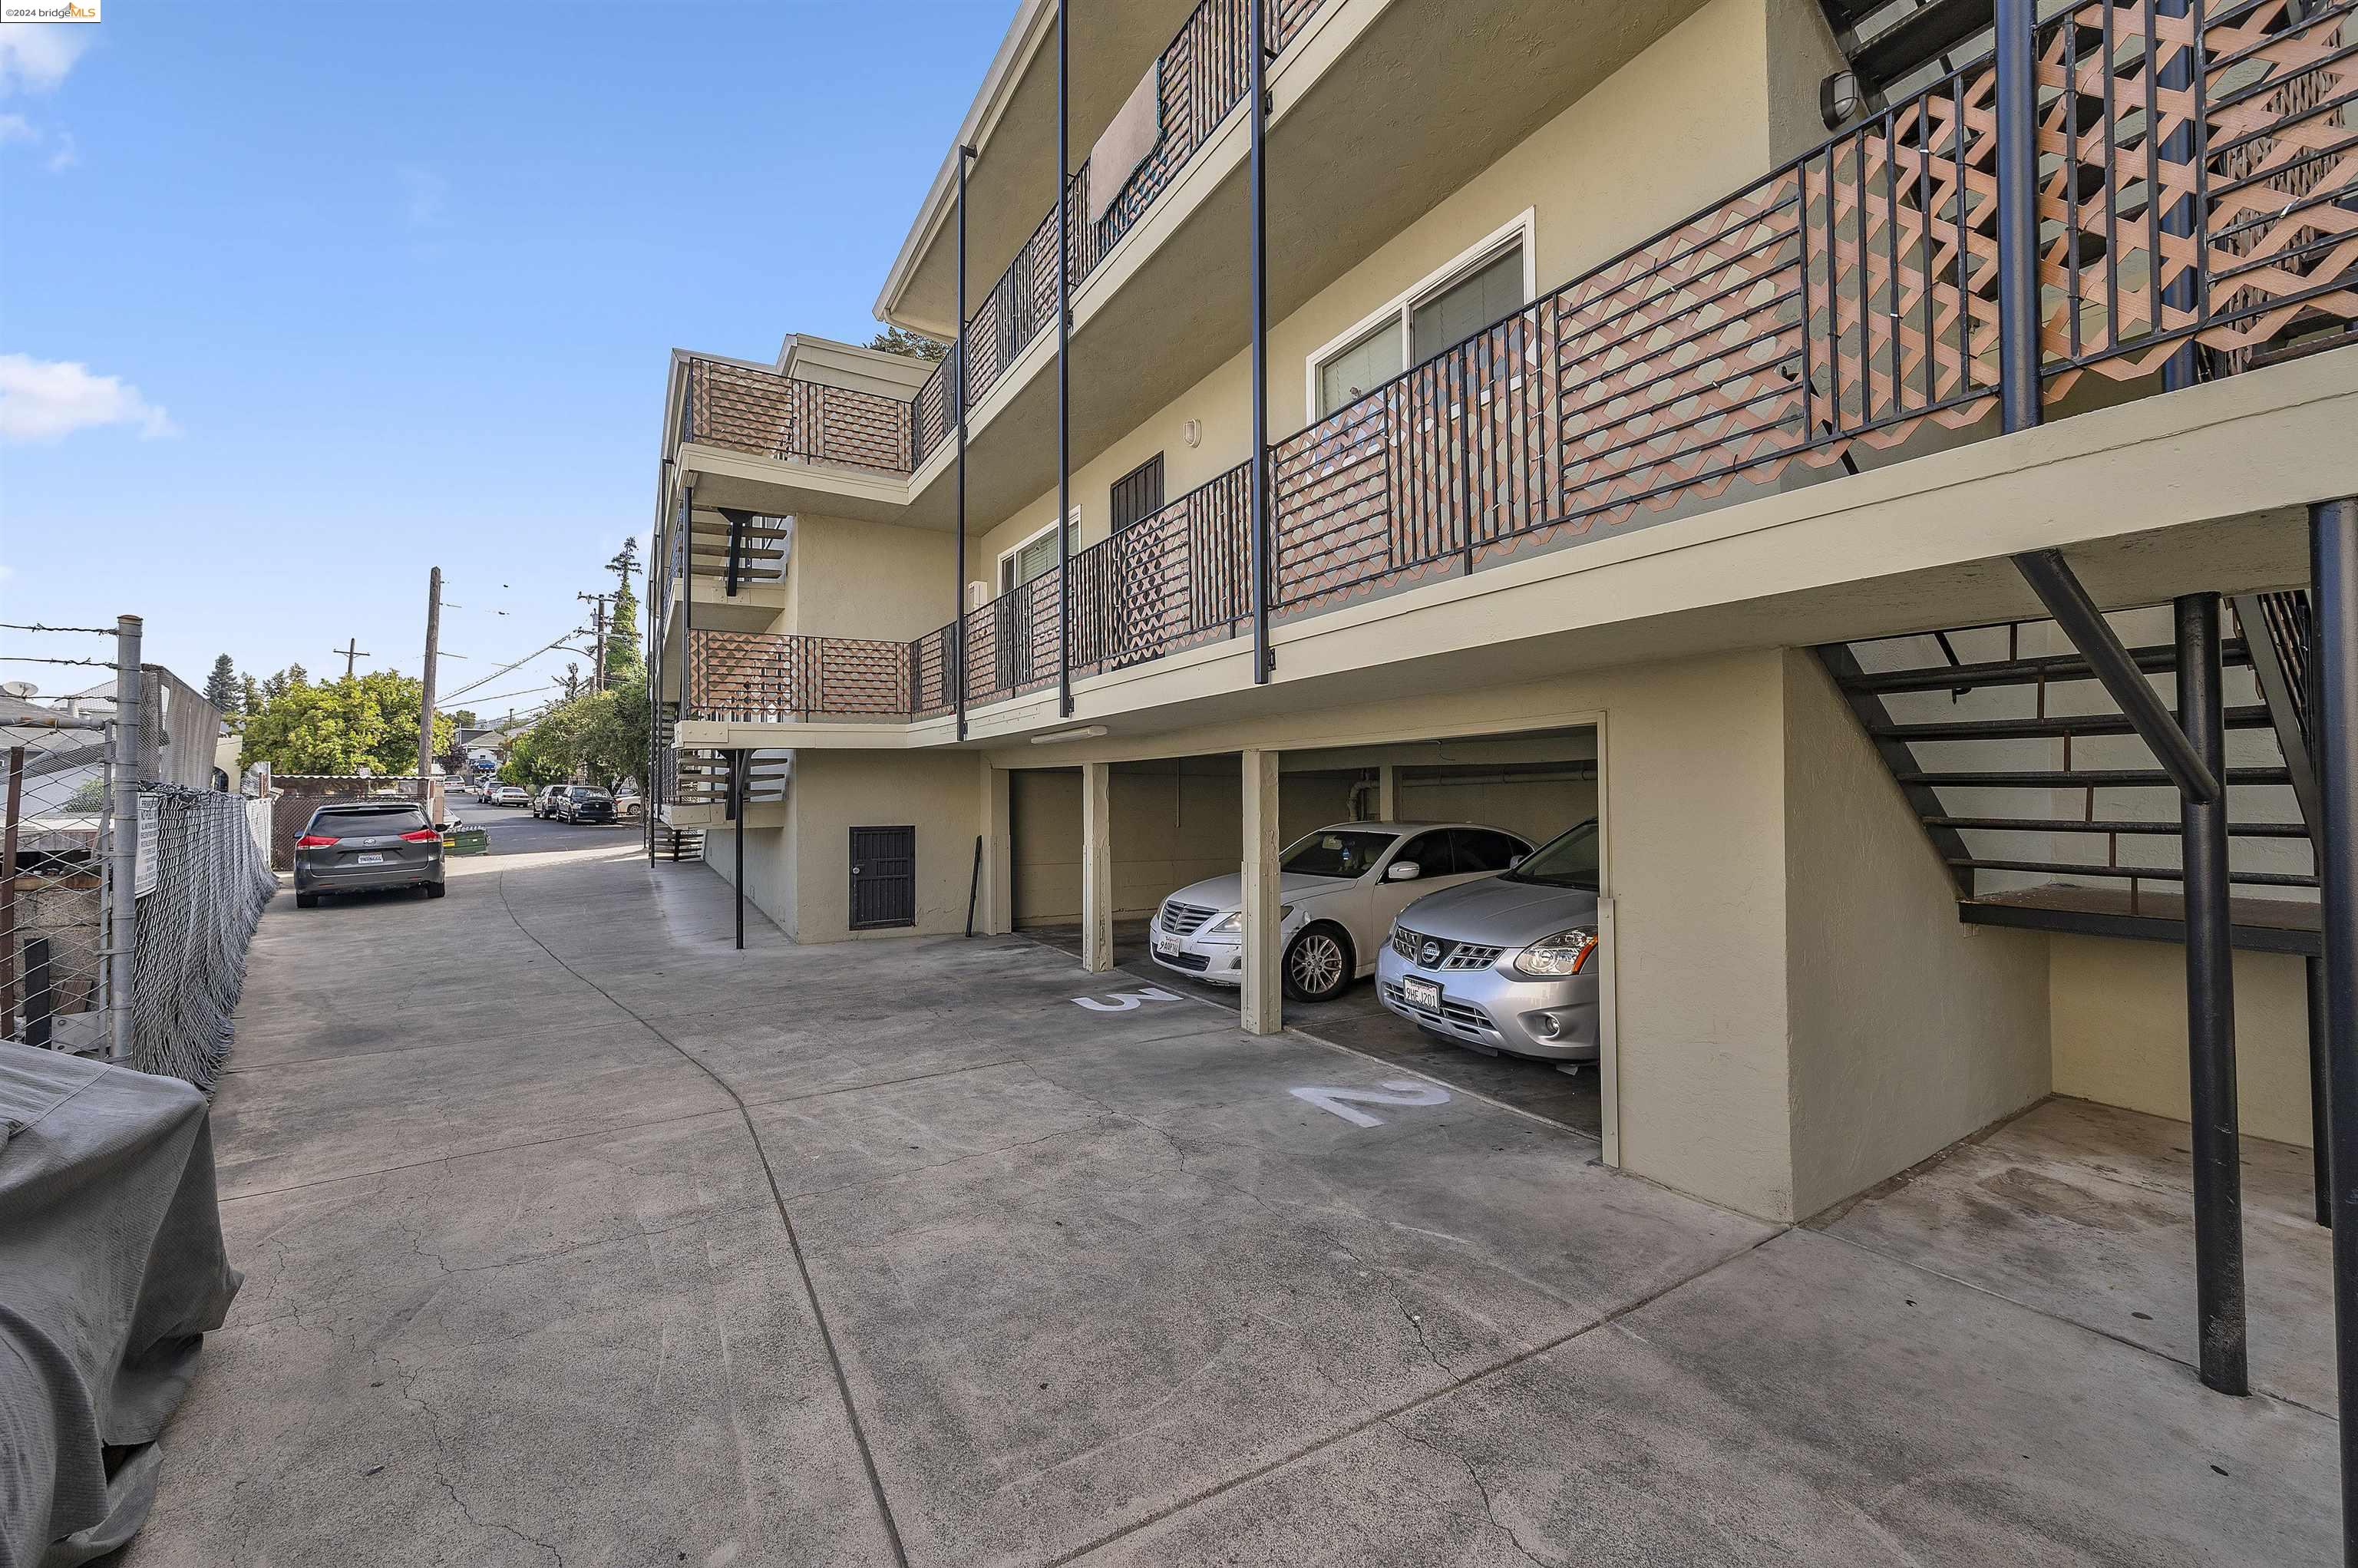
<box><xmin>1402</xmin><ymin>976</ymin><xmax>1441</xmax><ymax>1011</ymax></box>
<box><xmin>356</xmin><ymin>852</ymin><xmax>385</xmax><ymax>865</ymax></box>
<box><xmin>1153</xmin><ymin>936</ymin><xmax>1181</xmax><ymax>957</ymax></box>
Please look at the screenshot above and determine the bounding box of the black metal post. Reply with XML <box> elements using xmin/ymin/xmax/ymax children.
<box><xmin>956</xmin><ymin>144</ymin><xmax>976</xmax><ymax>741</ymax></box>
<box><xmin>2178</xmin><ymin>592</ymin><xmax>2249</xmax><ymax>1395</ymax></box>
<box><xmin>1992</xmin><ymin>0</ymin><xmax>2040</xmax><ymax>435</ymax></box>
<box><xmin>1055</xmin><ymin>0</ymin><xmax>1073</xmax><ymax>718</ymax></box>
<box><xmin>731</xmin><ymin>747</ymin><xmax>745</xmax><ymax>952</ymax></box>
<box><xmin>2313</xmin><ymin>953</ymin><xmax>2335</xmax><ymax>1228</ymax></box>
<box><xmin>724</xmin><ymin>509</ymin><xmax>745</xmax><ymax>597</ymax></box>
<box><xmin>2311</xmin><ymin>494</ymin><xmax>2358</xmax><ymax>1566</ymax></box>
<box><xmin>2014</xmin><ymin>550</ymin><xmax>2223</xmax><ymax>803</ymax></box>
<box><xmin>1248</xmin><ymin>0</ymin><xmax>1272</xmax><ymax>685</ymax></box>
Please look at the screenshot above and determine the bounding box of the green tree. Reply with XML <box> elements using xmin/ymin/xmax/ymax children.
<box><xmin>203</xmin><ymin>654</ymin><xmax>240</xmax><ymax>716</ymax></box>
<box><xmin>494</xmin><ymin>687</ymin><xmax>648</xmax><ymax>792</ymax></box>
<box><xmin>239</xmin><ymin>670</ymin><xmax>453</xmax><ymax>777</ymax></box>
<box><xmin>260</xmin><ymin>663</ymin><xmax>308</xmax><ymax>705</ymax></box>
<box><xmin>239</xmin><ymin>673</ymin><xmax>264</xmax><ymax>715</ymax></box>
<box><xmin>866</xmin><ymin>325</ymin><xmax>949</xmax><ymax>362</ymax></box>
<box><xmin>605</xmin><ymin>576</ymin><xmax>642</xmax><ymax>691</ymax></box>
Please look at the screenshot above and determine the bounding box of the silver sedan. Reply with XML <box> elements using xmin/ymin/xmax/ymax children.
<box><xmin>1376</xmin><ymin>818</ymin><xmax>1601</xmax><ymax>1063</ymax></box>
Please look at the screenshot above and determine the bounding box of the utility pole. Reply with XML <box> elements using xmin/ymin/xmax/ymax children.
<box><xmin>577</xmin><ymin>591</ymin><xmax>613</xmax><ymax>691</ymax></box>
<box><xmin>333</xmin><ymin>638</ymin><xmax>371</xmax><ymax>678</ymax></box>
<box><xmin>418</xmin><ymin>567</ymin><xmax>441</xmax><ymax>789</ymax></box>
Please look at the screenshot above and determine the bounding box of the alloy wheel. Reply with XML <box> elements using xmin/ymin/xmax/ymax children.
<box><xmin>1289</xmin><ymin>931</ymin><xmax>1346</xmax><ymax>998</ymax></box>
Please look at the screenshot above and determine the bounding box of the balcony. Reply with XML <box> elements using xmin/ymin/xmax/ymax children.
<box><xmin>907</xmin><ymin>0</ymin><xmax>1333</xmax><ymax>473</ymax></box>
<box><xmin>669</xmin><ymin>342</ymin><xmax>933</xmax><ymax>523</ymax></box>
<box><xmin>682</xmin><ymin>0</ymin><xmax>2356</xmax><ymax>738</ymax></box>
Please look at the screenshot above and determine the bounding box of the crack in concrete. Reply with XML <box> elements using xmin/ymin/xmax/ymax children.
<box><xmin>1391</xmin><ymin>1424</ymin><xmax>1551</xmax><ymax>1566</ymax></box>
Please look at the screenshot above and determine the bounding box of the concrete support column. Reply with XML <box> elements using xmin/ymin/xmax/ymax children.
<box><xmin>1081</xmin><ymin>761</ymin><xmax>1114</xmax><ymax>973</ymax></box>
<box><xmin>979</xmin><ymin>756</ymin><xmax>1012</xmax><ymax>936</ymax></box>
<box><xmin>1240</xmin><ymin>747</ymin><xmax>1283</xmax><ymax>1035</ymax></box>
<box><xmin>1376</xmin><ymin>764</ymin><xmax>1396</xmax><ymax>821</ymax></box>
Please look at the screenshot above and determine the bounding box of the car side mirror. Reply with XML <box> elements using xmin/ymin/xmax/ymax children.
<box><xmin>1385</xmin><ymin>860</ymin><xmax>1421</xmax><ymax>882</ymax></box>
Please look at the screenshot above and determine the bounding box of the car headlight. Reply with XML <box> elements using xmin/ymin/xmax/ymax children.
<box><xmin>1204</xmin><ymin>904</ymin><xmax>1293</xmax><ymax>936</ymax></box>
<box><xmin>1513</xmin><ymin>929</ymin><xmax>1597</xmax><ymax>978</ymax></box>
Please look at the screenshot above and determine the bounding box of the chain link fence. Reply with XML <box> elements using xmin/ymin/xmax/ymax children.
<box><xmin>124</xmin><ymin>784</ymin><xmax>278</xmax><ymax>1091</ymax></box>
<box><xmin>5</xmin><ymin>619</ymin><xmax>279</xmax><ymax>1093</ymax></box>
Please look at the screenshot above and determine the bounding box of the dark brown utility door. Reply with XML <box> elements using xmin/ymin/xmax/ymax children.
<box><xmin>849</xmin><ymin>825</ymin><xmax>916</xmax><ymax>929</ymax></box>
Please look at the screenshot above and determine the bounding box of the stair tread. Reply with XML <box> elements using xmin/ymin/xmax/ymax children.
<box><xmin>1944</xmin><ymin>856</ymin><xmax>2317</xmax><ymax>887</ymax></box>
<box><xmin>1897</xmin><ymin>766</ymin><xmax>2291</xmax><ymax>787</ymax></box>
<box><xmin>1873</xmin><ymin>704</ymin><xmax>2271</xmax><ymax>741</ymax></box>
<box><xmin>1838</xmin><ymin>641</ymin><xmax>2247</xmax><ymax>695</ymax></box>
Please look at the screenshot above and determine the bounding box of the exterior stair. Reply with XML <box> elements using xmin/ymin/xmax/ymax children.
<box><xmin>1816</xmin><ymin>593</ymin><xmax>2321</xmax><ymax>954</ymax></box>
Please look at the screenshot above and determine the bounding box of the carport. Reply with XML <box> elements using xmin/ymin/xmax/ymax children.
<box><xmin>1006</xmin><ymin>726</ymin><xmax>1605</xmax><ymax>1136</ymax></box>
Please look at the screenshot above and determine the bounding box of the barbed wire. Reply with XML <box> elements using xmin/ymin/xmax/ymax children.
<box><xmin>0</xmin><ymin>654</ymin><xmax>114</xmax><ymax>668</ymax></box>
<box><xmin>0</xmin><ymin>622</ymin><xmax>117</xmax><ymax>635</ymax></box>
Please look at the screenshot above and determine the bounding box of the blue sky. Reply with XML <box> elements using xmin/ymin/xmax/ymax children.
<box><xmin>1</xmin><ymin>2</ymin><xmax>1005</xmax><ymax>720</ymax></box>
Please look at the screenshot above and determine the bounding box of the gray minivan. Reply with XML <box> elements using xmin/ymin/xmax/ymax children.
<box><xmin>292</xmin><ymin>801</ymin><xmax>447</xmax><ymax>909</ymax></box>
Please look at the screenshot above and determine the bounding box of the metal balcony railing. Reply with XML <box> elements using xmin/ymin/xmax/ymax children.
<box><xmin>910</xmin><ymin>0</ymin><xmax>1333</xmax><ymax>468</ymax></box>
<box><xmin>682</xmin><ymin>355</ymin><xmax>916</xmax><ymax>473</ymax></box>
<box><xmin>685</xmin><ymin>0</ymin><xmax>2353</xmax><ymax>727</ymax></box>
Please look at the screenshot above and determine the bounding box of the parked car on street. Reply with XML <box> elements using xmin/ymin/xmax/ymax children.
<box><xmin>490</xmin><ymin>784</ymin><xmax>528</xmax><ymax>807</ymax></box>
<box><xmin>1151</xmin><ymin>821</ymin><xmax>1534</xmax><ymax>1002</ymax></box>
<box><xmin>1376</xmin><ymin>817</ymin><xmax>1601</xmax><ymax>1065</ymax></box>
<box><xmin>556</xmin><ymin>785</ymin><xmax>615</xmax><ymax>824</ymax></box>
<box><xmin>613</xmin><ymin>790</ymin><xmax>643</xmax><ymax>820</ymax></box>
<box><xmin>532</xmin><ymin>785</ymin><xmax>566</xmax><ymax>817</ymax></box>
<box><xmin>292</xmin><ymin>800</ymin><xmax>447</xmax><ymax>909</ymax></box>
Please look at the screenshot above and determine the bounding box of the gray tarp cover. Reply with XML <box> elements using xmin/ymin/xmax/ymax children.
<box><xmin>0</xmin><ymin>1043</ymin><xmax>239</xmax><ymax>1568</ymax></box>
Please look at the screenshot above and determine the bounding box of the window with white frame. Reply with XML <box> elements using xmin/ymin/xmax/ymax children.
<box><xmin>996</xmin><ymin>508</ymin><xmax>1080</xmax><ymax>594</ymax></box>
<box><xmin>1306</xmin><ymin>213</ymin><xmax>1537</xmax><ymax>421</ymax></box>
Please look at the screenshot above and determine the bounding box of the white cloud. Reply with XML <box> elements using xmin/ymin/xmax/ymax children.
<box><xmin>0</xmin><ymin>21</ymin><xmax>91</xmax><ymax>93</ymax></box>
<box><xmin>43</xmin><ymin>127</ymin><xmax>69</xmax><ymax>169</ymax></box>
<box><xmin>397</xmin><ymin>165</ymin><xmax>446</xmax><ymax>228</ymax></box>
<box><xmin>0</xmin><ymin>354</ymin><xmax>177</xmax><ymax>444</ymax></box>
<box><xmin>0</xmin><ymin>111</ymin><xmax>31</xmax><ymax>142</ymax></box>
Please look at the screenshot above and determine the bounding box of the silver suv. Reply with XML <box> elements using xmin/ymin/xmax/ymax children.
<box><xmin>1375</xmin><ymin>819</ymin><xmax>1600</xmax><ymax>1064</ymax></box>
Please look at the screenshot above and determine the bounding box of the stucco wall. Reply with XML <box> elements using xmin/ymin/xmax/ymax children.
<box><xmin>970</xmin><ymin>0</ymin><xmax>1796</xmax><ymax>578</ymax></box>
<box><xmin>2052</xmin><ymin>936</ymin><xmax>2317</xmax><ymax>1148</ymax></box>
<box><xmin>1393</xmin><ymin>777</ymin><xmax>1597</xmax><ymax>847</ymax></box>
<box><xmin>702</xmin><ymin>819</ymin><xmax>801</xmax><ymax>939</ymax></box>
<box><xmin>1780</xmin><ymin>651</ymin><xmax>2053</xmax><ymax>1219</ymax></box>
<box><xmin>788</xmin><ymin>513</ymin><xmax>959</xmax><ymax>643</ymax></box>
<box><xmin>787</xmin><ymin>748</ymin><xmax>988</xmax><ymax>942</ymax></box>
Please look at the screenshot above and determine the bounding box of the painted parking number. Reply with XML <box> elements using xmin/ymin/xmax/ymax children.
<box><xmin>1290</xmin><ymin>1080</ymin><xmax>1452</xmax><ymax>1128</ymax></box>
<box><xmin>1071</xmin><ymin>986</ymin><xmax>1184</xmax><ymax>1013</ymax></box>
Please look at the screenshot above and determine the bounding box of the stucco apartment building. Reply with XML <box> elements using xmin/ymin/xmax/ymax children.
<box><xmin>646</xmin><ymin>0</ymin><xmax>2356</xmax><ymax>1263</ymax></box>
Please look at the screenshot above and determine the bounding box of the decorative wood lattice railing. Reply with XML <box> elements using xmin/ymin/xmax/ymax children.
<box><xmin>682</xmin><ymin>357</ymin><xmax>915</xmax><ymax>473</ymax></box>
<box><xmin>685</xmin><ymin>0</ymin><xmax>2352</xmax><ymax>725</ymax></box>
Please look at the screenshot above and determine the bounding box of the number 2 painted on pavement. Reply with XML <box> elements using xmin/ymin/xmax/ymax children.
<box><xmin>1290</xmin><ymin>1080</ymin><xmax>1453</xmax><ymax>1127</ymax></box>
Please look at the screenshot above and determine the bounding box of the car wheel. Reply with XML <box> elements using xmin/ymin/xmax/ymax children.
<box><xmin>1283</xmin><ymin>924</ymin><xmax>1354</xmax><ymax>1003</ymax></box>
<box><xmin>425</xmin><ymin>881</ymin><xmax>447</xmax><ymax>900</ymax></box>
<box><xmin>296</xmin><ymin>892</ymin><xmax>320</xmax><ymax>909</ymax></box>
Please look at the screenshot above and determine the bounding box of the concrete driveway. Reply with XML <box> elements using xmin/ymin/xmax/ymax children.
<box><xmin>124</xmin><ymin>829</ymin><xmax>2339</xmax><ymax>1566</ymax></box>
